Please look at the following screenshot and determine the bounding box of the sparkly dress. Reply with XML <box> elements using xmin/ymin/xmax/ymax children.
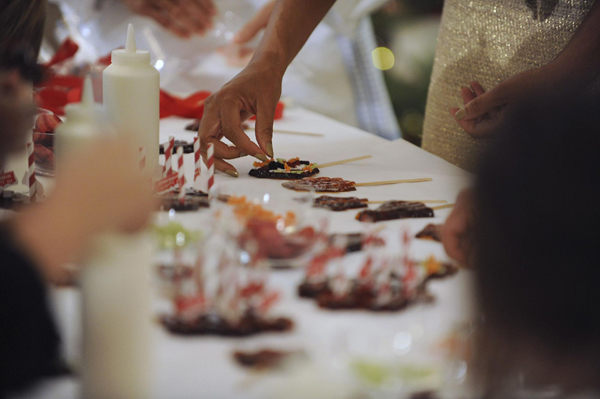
<box><xmin>422</xmin><ymin>0</ymin><xmax>595</xmax><ymax>171</ymax></box>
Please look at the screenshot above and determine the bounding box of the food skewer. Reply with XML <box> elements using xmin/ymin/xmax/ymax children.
<box><xmin>250</xmin><ymin>155</ymin><xmax>373</xmax><ymax>180</ymax></box>
<box><xmin>355</xmin><ymin>178</ymin><xmax>432</xmax><ymax>187</ymax></box>
<box><xmin>367</xmin><ymin>200</ymin><xmax>447</xmax><ymax>204</ymax></box>
<box><xmin>315</xmin><ymin>155</ymin><xmax>372</xmax><ymax>169</ymax></box>
<box><xmin>431</xmin><ymin>203</ymin><xmax>455</xmax><ymax>211</ymax></box>
<box><xmin>282</xmin><ymin>177</ymin><xmax>433</xmax><ymax>193</ymax></box>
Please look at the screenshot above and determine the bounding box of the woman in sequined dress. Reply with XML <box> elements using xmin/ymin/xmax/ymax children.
<box><xmin>423</xmin><ymin>0</ymin><xmax>600</xmax><ymax>171</ymax></box>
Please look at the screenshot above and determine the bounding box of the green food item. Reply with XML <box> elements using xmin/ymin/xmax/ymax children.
<box><xmin>276</xmin><ymin>158</ymin><xmax>287</xmax><ymax>163</ymax></box>
<box><xmin>351</xmin><ymin>359</ymin><xmax>393</xmax><ymax>386</ymax></box>
<box><xmin>397</xmin><ymin>365</ymin><xmax>436</xmax><ymax>382</ymax></box>
<box><xmin>352</xmin><ymin>359</ymin><xmax>437</xmax><ymax>388</ymax></box>
<box><xmin>153</xmin><ymin>222</ymin><xmax>201</xmax><ymax>249</ymax></box>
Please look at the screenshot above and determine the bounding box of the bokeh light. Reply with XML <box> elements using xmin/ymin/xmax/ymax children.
<box><xmin>371</xmin><ymin>47</ymin><xmax>395</xmax><ymax>71</ymax></box>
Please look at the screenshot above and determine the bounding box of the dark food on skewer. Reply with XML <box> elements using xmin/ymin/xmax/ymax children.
<box><xmin>298</xmin><ymin>279</ymin><xmax>432</xmax><ymax>312</ymax></box>
<box><xmin>356</xmin><ymin>201</ymin><xmax>434</xmax><ymax>223</ymax></box>
<box><xmin>415</xmin><ymin>224</ymin><xmax>443</xmax><ymax>242</ymax></box>
<box><xmin>282</xmin><ymin>177</ymin><xmax>356</xmax><ymax>193</ymax></box>
<box><xmin>298</xmin><ymin>255</ymin><xmax>457</xmax><ymax>312</ymax></box>
<box><xmin>160</xmin><ymin>140</ymin><xmax>194</xmax><ymax>154</ymax></box>
<box><xmin>329</xmin><ymin>233</ymin><xmax>385</xmax><ymax>253</ymax></box>
<box><xmin>249</xmin><ymin>158</ymin><xmax>319</xmax><ymax>179</ymax></box>
<box><xmin>233</xmin><ymin>349</ymin><xmax>298</xmax><ymax>370</ymax></box>
<box><xmin>185</xmin><ymin>120</ymin><xmax>200</xmax><ymax>132</ymax></box>
<box><xmin>157</xmin><ymin>188</ymin><xmax>209</xmax><ymax>211</ymax></box>
<box><xmin>313</xmin><ymin>195</ymin><xmax>368</xmax><ymax>211</ymax></box>
<box><xmin>161</xmin><ymin>313</ymin><xmax>294</xmax><ymax>337</ymax></box>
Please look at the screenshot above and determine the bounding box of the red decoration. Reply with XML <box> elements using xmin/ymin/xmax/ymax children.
<box><xmin>35</xmin><ymin>38</ymin><xmax>285</xmax><ymax>121</ymax></box>
<box><xmin>0</xmin><ymin>171</ymin><xmax>17</xmax><ymax>188</ymax></box>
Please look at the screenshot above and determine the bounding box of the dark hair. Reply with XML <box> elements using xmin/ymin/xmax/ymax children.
<box><xmin>473</xmin><ymin>97</ymin><xmax>600</xmax><ymax>393</ymax></box>
<box><xmin>0</xmin><ymin>0</ymin><xmax>47</xmax><ymax>55</ymax></box>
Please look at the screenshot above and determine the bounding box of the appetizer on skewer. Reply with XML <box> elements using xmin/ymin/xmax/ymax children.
<box><xmin>283</xmin><ymin>177</ymin><xmax>357</xmax><ymax>192</ymax></box>
<box><xmin>159</xmin><ymin>140</ymin><xmax>194</xmax><ymax>154</ymax></box>
<box><xmin>249</xmin><ymin>157</ymin><xmax>320</xmax><ymax>179</ymax></box>
<box><xmin>283</xmin><ymin>177</ymin><xmax>432</xmax><ymax>193</ymax></box>
<box><xmin>356</xmin><ymin>201</ymin><xmax>434</xmax><ymax>222</ymax></box>
<box><xmin>157</xmin><ymin>188</ymin><xmax>209</xmax><ymax>212</ymax></box>
<box><xmin>415</xmin><ymin>224</ymin><xmax>443</xmax><ymax>242</ymax></box>
<box><xmin>313</xmin><ymin>195</ymin><xmax>368</xmax><ymax>211</ymax></box>
<box><xmin>298</xmin><ymin>244</ymin><xmax>458</xmax><ymax>312</ymax></box>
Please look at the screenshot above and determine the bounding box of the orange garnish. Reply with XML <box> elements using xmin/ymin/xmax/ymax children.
<box><xmin>287</xmin><ymin>157</ymin><xmax>300</xmax><ymax>164</ymax></box>
<box><xmin>284</xmin><ymin>163</ymin><xmax>291</xmax><ymax>172</ymax></box>
<box><xmin>226</xmin><ymin>196</ymin><xmax>296</xmax><ymax>226</ymax></box>
<box><xmin>424</xmin><ymin>255</ymin><xmax>442</xmax><ymax>275</ymax></box>
<box><xmin>253</xmin><ymin>161</ymin><xmax>268</xmax><ymax>168</ymax></box>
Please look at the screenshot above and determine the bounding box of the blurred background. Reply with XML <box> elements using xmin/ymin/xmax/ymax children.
<box><xmin>371</xmin><ymin>0</ymin><xmax>443</xmax><ymax>146</ymax></box>
<box><xmin>42</xmin><ymin>0</ymin><xmax>444</xmax><ymax>146</ymax></box>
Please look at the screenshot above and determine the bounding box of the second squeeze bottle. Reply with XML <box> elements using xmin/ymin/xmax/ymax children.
<box><xmin>103</xmin><ymin>24</ymin><xmax>160</xmax><ymax>176</ymax></box>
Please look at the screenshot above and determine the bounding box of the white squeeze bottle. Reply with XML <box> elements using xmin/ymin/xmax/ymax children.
<box><xmin>103</xmin><ymin>23</ymin><xmax>160</xmax><ymax>176</ymax></box>
<box><xmin>81</xmin><ymin>234</ymin><xmax>154</xmax><ymax>399</ymax></box>
<box><xmin>54</xmin><ymin>76</ymin><xmax>102</xmax><ymax>172</ymax></box>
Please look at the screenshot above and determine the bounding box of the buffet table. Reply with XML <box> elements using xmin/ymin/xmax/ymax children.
<box><xmin>17</xmin><ymin>108</ymin><xmax>475</xmax><ymax>399</ymax></box>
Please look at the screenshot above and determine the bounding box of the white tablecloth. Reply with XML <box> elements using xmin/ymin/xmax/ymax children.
<box><xmin>16</xmin><ymin>108</ymin><xmax>475</xmax><ymax>399</ymax></box>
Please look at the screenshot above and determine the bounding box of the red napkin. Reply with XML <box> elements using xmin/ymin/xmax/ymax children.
<box><xmin>45</xmin><ymin>38</ymin><xmax>79</xmax><ymax>69</ymax></box>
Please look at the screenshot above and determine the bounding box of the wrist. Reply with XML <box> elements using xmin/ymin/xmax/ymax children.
<box><xmin>249</xmin><ymin>50</ymin><xmax>288</xmax><ymax>79</ymax></box>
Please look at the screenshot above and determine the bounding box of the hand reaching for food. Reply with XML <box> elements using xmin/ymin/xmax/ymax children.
<box><xmin>121</xmin><ymin>0</ymin><xmax>216</xmax><ymax>38</ymax></box>
<box><xmin>198</xmin><ymin>58</ymin><xmax>281</xmax><ymax>177</ymax></box>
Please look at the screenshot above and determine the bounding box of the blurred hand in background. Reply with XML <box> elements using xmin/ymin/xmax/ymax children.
<box><xmin>218</xmin><ymin>0</ymin><xmax>275</xmax><ymax>67</ymax></box>
<box><xmin>442</xmin><ymin>188</ymin><xmax>477</xmax><ymax>267</ymax></box>
<box><xmin>121</xmin><ymin>0</ymin><xmax>217</xmax><ymax>38</ymax></box>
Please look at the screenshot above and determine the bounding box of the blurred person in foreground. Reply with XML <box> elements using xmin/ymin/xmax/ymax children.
<box><xmin>442</xmin><ymin>97</ymin><xmax>600</xmax><ymax>398</ymax></box>
<box><xmin>0</xmin><ymin>0</ymin><xmax>154</xmax><ymax>395</ymax></box>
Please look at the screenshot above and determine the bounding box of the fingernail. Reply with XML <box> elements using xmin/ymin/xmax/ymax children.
<box><xmin>239</xmin><ymin>152</ymin><xmax>248</xmax><ymax>157</ymax></box>
<box><xmin>266</xmin><ymin>143</ymin><xmax>274</xmax><ymax>158</ymax></box>
<box><xmin>454</xmin><ymin>107</ymin><xmax>467</xmax><ymax>120</ymax></box>
<box><xmin>225</xmin><ymin>169</ymin><xmax>239</xmax><ymax>178</ymax></box>
<box><xmin>255</xmin><ymin>154</ymin><xmax>269</xmax><ymax>162</ymax></box>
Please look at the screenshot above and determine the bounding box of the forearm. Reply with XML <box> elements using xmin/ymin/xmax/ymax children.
<box><xmin>546</xmin><ymin>0</ymin><xmax>600</xmax><ymax>88</ymax></box>
<box><xmin>251</xmin><ymin>0</ymin><xmax>337</xmax><ymax>74</ymax></box>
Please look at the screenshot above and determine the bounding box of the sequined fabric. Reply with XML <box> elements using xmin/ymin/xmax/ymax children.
<box><xmin>422</xmin><ymin>0</ymin><xmax>594</xmax><ymax>171</ymax></box>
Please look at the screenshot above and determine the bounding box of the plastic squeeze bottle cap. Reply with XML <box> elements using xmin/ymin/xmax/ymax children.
<box><xmin>111</xmin><ymin>24</ymin><xmax>151</xmax><ymax>65</ymax></box>
<box><xmin>64</xmin><ymin>76</ymin><xmax>99</xmax><ymax>122</ymax></box>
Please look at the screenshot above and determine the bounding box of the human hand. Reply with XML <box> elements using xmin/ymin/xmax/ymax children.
<box><xmin>442</xmin><ymin>189</ymin><xmax>477</xmax><ymax>266</ymax></box>
<box><xmin>122</xmin><ymin>0</ymin><xmax>216</xmax><ymax>38</ymax></box>
<box><xmin>218</xmin><ymin>1</ymin><xmax>275</xmax><ymax>69</ymax></box>
<box><xmin>52</xmin><ymin>138</ymin><xmax>155</xmax><ymax>234</ymax></box>
<box><xmin>198</xmin><ymin>58</ymin><xmax>283</xmax><ymax>176</ymax></box>
<box><xmin>451</xmin><ymin>68</ymin><xmax>549</xmax><ymax>138</ymax></box>
<box><xmin>233</xmin><ymin>0</ymin><xmax>275</xmax><ymax>45</ymax></box>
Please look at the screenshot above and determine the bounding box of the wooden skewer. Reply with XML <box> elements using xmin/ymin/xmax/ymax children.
<box><xmin>355</xmin><ymin>178</ymin><xmax>432</xmax><ymax>187</ymax></box>
<box><xmin>316</xmin><ymin>155</ymin><xmax>372</xmax><ymax>168</ymax></box>
<box><xmin>244</xmin><ymin>128</ymin><xmax>324</xmax><ymax>137</ymax></box>
<box><xmin>432</xmin><ymin>203</ymin><xmax>455</xmax><ymax>211</ymax></box>
<box><xmin>367</xmin><ymin>200</ymin><xmax>447</xmax><ymax>204</ymax></box>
